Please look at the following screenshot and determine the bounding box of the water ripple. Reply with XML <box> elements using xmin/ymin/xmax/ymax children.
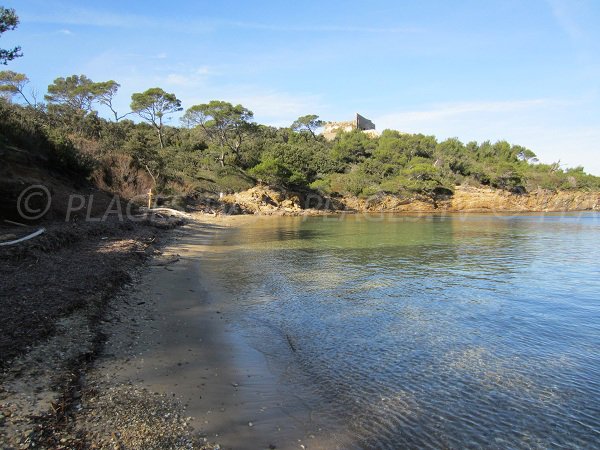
<box><xmin>204</xmin><ymin>214</ymin><xmax>600</xmax><ymax>449</ymax></box>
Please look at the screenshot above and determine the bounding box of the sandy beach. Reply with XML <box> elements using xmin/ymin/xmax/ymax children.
<box><xmin>74</xmin><ymin>219</ymin><xmax>345</xmax><ymax>449</ymax></box>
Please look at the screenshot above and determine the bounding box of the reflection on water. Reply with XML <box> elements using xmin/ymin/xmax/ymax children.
<box><xmin>202</xmin><ymin>213</ymin><xmax>600</xmax><ymax>449</ymax></box>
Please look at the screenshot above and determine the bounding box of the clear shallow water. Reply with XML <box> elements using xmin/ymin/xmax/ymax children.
<box><xmin>202</xmin><ymin>213</ymin><xmax>600</xmax><ymax>449</ymax></box>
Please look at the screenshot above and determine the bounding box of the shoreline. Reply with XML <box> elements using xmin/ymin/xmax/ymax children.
<box><xmin>0</xmin><ymin>217</ymin><xmax>218</xmax><ymax>449</ymax></box>
<box><xmin>0</xmin><ymin>216</ymin><xmax>339</xmax><ymax>449</ymax></box>
<box><xmin>83</xmin><ymin>221</ymin><xmax>333</xmax><ymax>449</ymax></box>
<box><xmin>216</xmin><ymin>185</ymin><xmax>600</xmax><ymax>217</ymax></box>
<box><xmin>2</xmin><ymin>210</ymin><xmax>599</xmax><ymax>448</ymax></box>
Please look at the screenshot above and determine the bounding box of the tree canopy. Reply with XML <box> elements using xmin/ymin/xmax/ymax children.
<box><xmin>0</xmin><ymin>70</ymin><xmax>32</xmax><ymax>105</ymax></box>
<box><xmin>291</xmin><ymin>114</ymin><xmax>323</xmax><ymax>139</ymax></box>
<box><xmin>0</xmin><ymin>7</ymin><xmax>21</xmax><ymax>65</ymax></box>
<box><xmin>182</xmin><ymin>100</ymin><xmax>254</xmax><ymax>166</ymax></box>
<box><xmin>94</xmin><ymin>80</ymin><xmax>129</xmax><ymax>121</ymax></box>
<box><xmin>2</xmin><ymin>68</ymin><xmax>599</xmax><ymax>203</ymax></box>
<box><xmin>130</xmin><ymin>87</ymin><xmax>182</xmax><ymax>148</ymax></box>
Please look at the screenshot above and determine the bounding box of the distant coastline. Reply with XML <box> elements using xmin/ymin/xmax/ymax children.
<box><xmin>216</xmin><ymin>184</ymin><xmax>600</xmax><ymax>216</ymax></box>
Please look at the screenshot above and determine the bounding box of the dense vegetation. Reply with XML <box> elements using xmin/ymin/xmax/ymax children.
<box><xmin>2</xmin><ymin>70</ymin><xmax>600</xmax><ymax>206</ymax></box>
<box><xmin>0</xmin><ymin>6</ymin><xmax>21</xmax><ymax>65</ymax></box>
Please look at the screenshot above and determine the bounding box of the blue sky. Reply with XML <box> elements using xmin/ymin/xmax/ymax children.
<box><xmin>3</xmin><ymin>0</ymin><xmax>600</xmax><ymax>174</ymax></box>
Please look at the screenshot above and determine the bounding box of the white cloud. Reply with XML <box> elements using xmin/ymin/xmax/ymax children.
<box><xmin>377</xmin><ymin>99</ymin><xmax>550</xmax><ymax>124</ymax></box>
<box><xmin>548</xmin><ymin>0</ymin><xmax>584</xmax><ymax>41</ymax></box>
<box><xmin>24</xmin><ymin>7</ymin><xmax>420</xmax><ymax>35</ymax></box>
<box><xmin>195</xmin><ymin>66</ymin><xmax>211</xmax><ymax>75</ymax></box>
<box><xmin>235</xmin><ymin>91</ymin><xmax>324</xmax><ymax>125</ymax></box>
<box><xmin>182</xmin><ymin>88</ymin><xmax>324</xmax><ymax>126</ymax></box>
<box><xmin>162</xmin><ymin>67</ymin><xmax>213</xmax><ymax>86</ymax></box>
<box><xmin>25</xmin><ymin>9</ymin><xmax>158</xmax><ymax>29</ymax></box>
<box><xmin>224</xmin><ymin>21</ymin><xmax>422</xmax><ymax>34</ymax></box>
<box><xmin>164</xmin><ymin>74</ymin><xmax>193</xmax><ymax>87</ymax></box>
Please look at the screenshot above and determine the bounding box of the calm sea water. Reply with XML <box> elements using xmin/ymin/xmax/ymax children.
<box><xmin>202</xmin><ymin>213</ymin><xmax>600</xmax><ymax>449</ymax></box>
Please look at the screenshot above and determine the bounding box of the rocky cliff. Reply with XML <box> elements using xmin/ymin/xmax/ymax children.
<box><xmin>221</xmin><ymin>185</ymin><xmax>600</xmax><ymax>215</ymax></box>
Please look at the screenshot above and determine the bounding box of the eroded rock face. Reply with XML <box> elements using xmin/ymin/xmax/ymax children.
<box><xmin>221</xmin><ymin>185</ymin><xmax>600</xmax><ymax>215</ymax></box>
<box><xmin>222</xmin><ymin>186</ymin><xmax>316</xmax><ymax>215</ymax></box>
<box><xmin>450</xmin><ymin>186</ymin><xmax>600</xmax><ymax>212</ymax></box>
<box><xmin>337</xmin><ymin>186</ymin><xmax>599</xmax><ymax>213</ymax></box>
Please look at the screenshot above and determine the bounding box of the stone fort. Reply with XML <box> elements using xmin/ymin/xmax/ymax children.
<box><xmin>322</xmin><ymin>113</ymin><xmax>378</xmax><ymax>140</ymax></box>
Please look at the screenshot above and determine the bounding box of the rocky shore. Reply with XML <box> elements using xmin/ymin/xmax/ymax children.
<box><xmin>219</xmin><ymin>185</ymin><xmax>600</xmax><ymax>216</ymax></box>
<box><xmin>354</xmin><ymin>185</ymin><xmax>600</xmax><ymax>213</ymax></box>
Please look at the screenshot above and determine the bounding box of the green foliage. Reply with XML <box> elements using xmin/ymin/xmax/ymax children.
<box><xmin>94</xmin><ymin>80</ymin><xmax>128</xmax><ymax>121</ymax></box>
<box><xmin>46</xmin><ymin>75</ymin><xmax>98</xmax><ymax>112</ymax></box>
<box><xmin>98</xmin><ymin>119</ymin><xmax>136</xmax><ymax>154</ymax></box>
<box><xmin>0</xmin><ymin>99</ymin><xmax>47</xmax><ymax>150</ymax></box>
<box><xmin>249</xmin><ymin>157</ymin><xmax>295</xmax><ymax>186</ymax></box>
<box><xmin>2</xmin><ymin>69</ymin><xmax>600</xmax><ymax>204</ymax></box>
<box><xmin>182</xmin><ymin>100</ymin><xmax>254</xmax><ymax>167</ymax></box>
<box><xmin>0</xmin><ymin>7</ymin><xmax>21</xmax><ymax>64</ymax></box>
<box><xmin>0</xmin><ymin>70</ymin><xmax>31</xmax><ymax>105</ymax></box>
<box><xmin>131</xmin><ymin>87</ymin><xmax>182</xmax><ymax>148</ymax></box>
<box><xmin>562</xmin><ymin>167</ymin><xmax>600</xmax><ymax>190</ymax></box>
<box><xmin>291</xmin><ymin>114</ymin><xmax>324</xmax><ymax>139</ymax></box>
<box><xmin>327</xmin><ymin>167</ymin><xmax>375</xmax><ymax>196</ymax></box>
<box><xmin>330</xmin><ymin>129</ymin><xmax>377</xmax><ymax>168</ymax></box>
<box><xmin>44</xmin><ymin>75</ymin><xmax>128</xmax><ymax>134</ymax></box>
<box><xmin>377</xmin><ymin>157</ymin><xmax>450</xmax><ymax>197</ymax></box>
<box><xmin>121</xmin><ymin>125</ymin><xmax>163</xmax><ymax>184</ymax></box>
<box><xmin>259</xmin><ymin>140</ymin><xmax>332</xmax><ymax>183</ymax></box>
<box><xmin>0</xmin><ymin>100</ymin><xmax>94</xmax><ymax>178</ymax></box>
<box><xmin>44</xmin><ymin>128</ymin><xmax>96</xmax><ymax>177</ymax></box>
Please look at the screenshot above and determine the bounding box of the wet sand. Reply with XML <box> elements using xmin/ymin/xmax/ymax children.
<box><xmin>91</xmin><ymin>221</ymin><xmax>345</xmax><ymax>450</ymax></box>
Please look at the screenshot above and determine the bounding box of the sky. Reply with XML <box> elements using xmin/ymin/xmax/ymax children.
<box><xmin>3</xmin><ymin>0</ymin><xmax>600</xmax><ymax>174</ymax></box>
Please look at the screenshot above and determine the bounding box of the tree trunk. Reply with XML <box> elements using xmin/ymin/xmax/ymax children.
<box><xmin>144</xmin><ymin>164</ymin><xmax>158</xmax><ymax>187</ymax></box>
<box><xmin>157</xmin><ymin>128</ymin><xmax>164</xmax><ymax>149</ymax></box>
<box><xmin>156</xmin><ymin>117</ymin><xmax>165</xmax><ymax>149</ymax></box>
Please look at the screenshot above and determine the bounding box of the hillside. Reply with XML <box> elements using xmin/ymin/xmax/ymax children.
<box><xmin>1</xmin><ymin>88</ymin><xmax>600</xmax><ymax>221</ymax></box>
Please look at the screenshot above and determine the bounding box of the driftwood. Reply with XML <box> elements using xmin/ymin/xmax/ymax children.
<box><xmin>285</xmin><ymin>333</ymin><xmax>297</xmax><ymax>353</ymax></box>
<box><xmin>4</xmin><ymin>219</ymin><xmax>28</xmax><ymax>227</ymax></box>
<box><xmin>0</xmin><ymin>228</ymin><xmax>46</xmax><ymax>247</ymax></box>
<box><xmin>149</xmin><ymin>255</ymin><xmax>180</xmax><ymax>266</ymax></box>
<box><xmin>139</xmin><ymin>207</ymin><xmax>192</xmax><ymax>218</ymax></box>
